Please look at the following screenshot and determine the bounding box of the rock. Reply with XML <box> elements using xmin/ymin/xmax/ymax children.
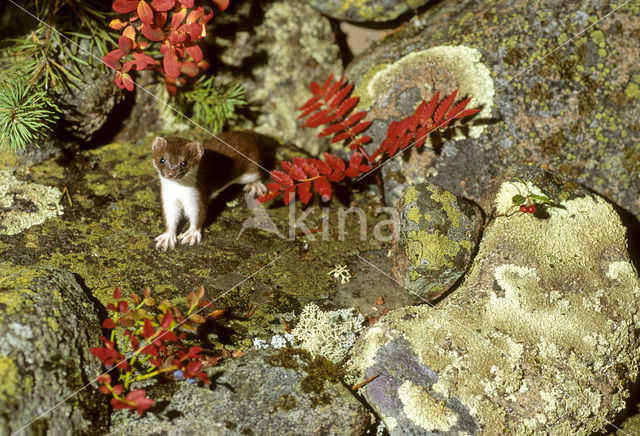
<box><xmin>109</xmin><ymin>348</ymin><xmax>370</xmax><ymax>435</ymax></box>
<box><xmin>301</xmin><ymin>0</ymin><xmax>429</xmax><ymax>22</ymax></box>
<box><xmin>0</xmin><ymin>266</ymin><xmax>108</xmax><ymax>436</ymax></box>
<box><xmin>344</xmin><ymin>0</ymin><xmax>640</xmax><ymax>222</ymax></box>
<box><xmin>214</xmin><ymin>0</ymin><xmax>343</xmax><ymax>155</ymax></box>
<box><xmin>0</xmin><ymin>169</ymin><xmax>63</xmax><ymax>235</ymax></box>
<box><xmin>347</xmin><ymin>166</ymin><xmax>640</xmax><ymax>434</ymax></box>
<box><xmin>390</xmin><ymin>183</ymin><xmax>482</xmax><ymax>302</ymax></box>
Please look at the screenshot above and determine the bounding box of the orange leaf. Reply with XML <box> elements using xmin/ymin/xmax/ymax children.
<box><xmin>137</xmin><ymin>0</ymin><xmax>154</xmax><ymax>26</ymax></box>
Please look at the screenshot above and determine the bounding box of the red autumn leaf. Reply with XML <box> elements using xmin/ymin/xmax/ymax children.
<box><xmin>324</xmin><ymin>153</ymin><xmax>345</xmax><ymax>172</ymax></box>
<box><xmin>113</xmin><ymin>0</ymin><xmax>139</xmax><ymax>14</ymax></box>
<box><xmin>185</xmin><ymin>44</ymin><xmax>202</xmax><ymax>62</ymax></box>
<box><xmin>349</xmin><ymin>120</ymin><xmax>372</xmax><ymax>136</ymax></box>
<box><xmin>160</xmin><ymin>310</ymin><xmax>173</xmax><ymax>329</ymax></box>
<box><xmin>132</xmin><ymin>52</ymin><xmax>156</xmax><ymax>70</ymax></box>
<box><xmin>344</xmin><ymin>111</ymin><xmax>367</xmax><ymax>127</ymax></box>
<box><xmin>103</xmin><ymin>49</ymin><xmax>124</xmax><ymax>70</ymax></box>
<box><xmin>141</xmin><ymin>344</ymin><xmax>159</xmax><ymax>356</ymax></box>
<box><xmin>298</xmin><ymin>101</ymin><xmax>324</xmax><ymax>120</ymax></box>
<box><xmin>99</xmin><ymin>385</ymin><xmax>111</xmax><ymax>395</ymax></box>
<box><xmin>127</xmin><ymin>389</ymin><xmax>154</xmax><ymax>414</ymax></box>
<box><xmin>112</xmin><ymin>384</ymin><xmax>124</xmax><ymax>395</ymax></box>
<box><xmin>143</xmin><ymin>318</ymin><xmax>155</xmax><ymax>339</ymax></box>
<box><xmin>421</xmin><ymin>91</ymin><xmax>440</xmax><ymax>123</ymax></box>
<box><xmin>179</xmin><ymin>0</ymin><xmax>194</xmax><ymax>7</ymax></box>
<box><xmin>118</xmin><ymin>35</ymin><xmax>133</xmax><ymax>55</ymax></box>
<box><xmin>137</xmin><ymin>0</ymin><xmax>154</xmax><ymax>26</ymax></box>
<box><xmin>313</xmin><ymin>177</ymin><xmax>332</xmax><ymax>201</ymax></box>
<box><xmin>299</xmin><ymin>95</ymin><xmax>322</xmax><ymax>112</ymax></box>
<box><xmin>434</xmin><ymin>89</ymin><xmax>457</xmax><ymax>123</ymax></box>
<box><xmin>266</xmin><ymin>182</ymin><xmax>283</xmax><ymax>193</ymax></box>
<box><xmin>141</xmin><ymin>23</ymin><xmax>164</xmax><ymax>41</ymax></box>
<box><xmin>329</xmin><ymin>82</ymin><xmax>353</xmax><ymax>110</ymax></box>
<box><xmin>313</xmin><ymin>159</ymin><xmax>332</xmax><ymax>176</ymax></box>
<box><xmin>298</xmin><ymin>181</ymin><xmax>313</xmax><ymax>205</ymax></box>
<box><xmin>318</xmin><ymin>122</ymin><xmax>345</xmax><ymax>137</ymax></box>
<box><xmin>331</xmin><ymin>130</ymin><xmax>352</xmax><ymax>144</ymax></box>
<box><xmin>102</xmin><ymin>319</ymin><xmax>116</xmax><ymax>329</ymax></box>
<box><xmin>283</xmin><ymin>186</ymin><xmax>296</xmax><ymax>205</ymax></box>
<box><xmin>309</xmin><ymin>81</ymin><xmax>321</xmax><ymax>95</ymax></box>
<box><xmin>324</xmin><ymin>77</ymin><xmax>344</xmax><ymax>103</ymax></box>
<box><xmin>271</xmin><ymin>170</ymin><xmax>293</xmax><ymax>187</ymax></box>
<box><xmin>258</xmin><ymin>190</ymin><xmax>281</xmax><ymax>204</ymax></box>
<box><xmin>212</xmin><ymin>0</ymin><xmax>229</xmax><ymax>10</ymax></box>
<box><xmin>163</xmin><ymin>49</ymin><xmax>182</xmax><ymax>79</ymax></box>
<box><xmin>151</xmin><ymin>0</ymin><xmax>174</xmax><ymax>11</ymax></box>
<box><xmin>336</xmin><ymin>96</ymin><xmax>358</xmax><ymax>118</ymax></box>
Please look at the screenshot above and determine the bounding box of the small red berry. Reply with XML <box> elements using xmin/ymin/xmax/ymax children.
<box><xmin>519</xmin><ymin>205</ymin><xmax>527</xmax><ymax>213</ymax></box>
<box><xmin>527</xmin><ymin>205</ymin><xmax>536</xmax><ymax>214</ymax></box>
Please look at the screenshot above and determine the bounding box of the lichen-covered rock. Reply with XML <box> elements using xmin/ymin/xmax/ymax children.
<box><xmin>345</xmin><ymin>0</ymin><xmax>640</xmax><ymax>222</ymax></box>
<box><xmin>390</xmin><ymin>183</ymin><xmax>482</xmax><ymax>301</ymax></box>
<box><xmin>0</xmin><ymin>169</ymin><xmax>63</xmax><ymax>235</ymax></box>
<box><xmin>109</xmin><ymin>348</ymin><xmax>369</xmax><ymax>435</ymax></box>
<box><xmin>302</xmin><ymin>0</ymin><xmax>429</xmax><ymax>22</ymax></box>
<box><xmin>214</xmin><ymin>0</ymin><xmax>343</xmax><ymax>155</ymax></box>
<box><xmin>347</xmin><ymin>167</ymin><xmax>640</xmax><ymax>434</ymax></box>
<box><xmin>0</xmin><ymin>266</ymin><xmax>108</xmax><ymax>436</ymax></box>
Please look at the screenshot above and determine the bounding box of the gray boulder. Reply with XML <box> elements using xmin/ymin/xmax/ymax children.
<box><xmin>0</xmin><ymin>266</ymin><xmax>107</xmax><ymax>436</ymax></box>
<box><xmin>301</xmin><ymin>0</ymin><xmax>429</xmax><ymax>22</ymax></box>
<box><xmin>110</xmin><ymin>347</ymin><xmax>370</xmax><ymax>435</ymax></box>
<box><xmin>347</xmin><ymin>166</ymin><xmax>640</xmax><ymax>434</ymax></box>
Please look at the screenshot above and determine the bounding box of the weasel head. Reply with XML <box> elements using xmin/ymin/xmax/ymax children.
<box><xmin>151</xmin><ymin>136</ymin><xmax>204</xmax><ymax>181</ymax></box>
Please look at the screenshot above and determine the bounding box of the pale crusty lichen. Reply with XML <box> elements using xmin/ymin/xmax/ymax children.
<box><xmin>399</xmin><ymin>381</ymin><xmax>458</xmax><ymax>431</ymax></box>
<box><xmin>0</xmin><ymin>170</ymin><xmax>63</xmax><ymax>235</ymax></box>
<box><xmin>355</xmin><ymin>45</ymin><xmax>494</xmax><ymax>139</ymax></box>
<box><xmin>291</xmin><ymin>303</ymin><xmax>364</xmax><ymax>364</ymax></box>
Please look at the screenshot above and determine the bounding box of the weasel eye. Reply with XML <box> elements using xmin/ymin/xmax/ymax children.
<box><xmin>159</xmin><ymin>157</ymin><xmax>165</xmax><ymax>165</ymax></box>
<box><xmin>181</xmin><ymin>161</ymin><xmax>188</xmax><ymax>167</ymax></box>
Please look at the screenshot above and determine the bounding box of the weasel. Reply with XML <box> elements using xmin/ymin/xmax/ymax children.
<box><xmin>151</xmin><ymin>130</ymin><xmax>268</xmax><ymax>251</ymax></box>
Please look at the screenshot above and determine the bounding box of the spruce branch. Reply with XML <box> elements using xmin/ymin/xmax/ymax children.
<box><xmin>0</xmin><ymin>76</ymin><xmax>60</xmax><ymax>151</ymax></box>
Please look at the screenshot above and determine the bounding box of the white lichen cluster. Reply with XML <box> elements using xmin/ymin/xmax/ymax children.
<box><xmin>252</xmin><ymin>333</ymin><xmax>293</xmax><ymax>350</ymax></box>
<box><xmin>328</xmin><ymin>264</ymin><xmax>352</xmax><ymax>284</ymax></box>
<box><xmin>291</xmin><ymin>303</ymin><xmax>365</xmax><ymax>364</ymax></box>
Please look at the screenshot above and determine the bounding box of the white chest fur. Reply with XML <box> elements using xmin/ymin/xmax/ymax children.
<box><xmin>159</xmin><ymin>170</ymin><xmax>200</xmax><ymax>227</ymax></box>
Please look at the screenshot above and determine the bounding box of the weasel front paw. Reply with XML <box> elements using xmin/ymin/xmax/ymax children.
<box><xmin>243</xmin><ymin>181</ymin><xmax>267</xmax><ymax>197</ymax></box>
<box><xmin>155</xmin><ymin>232</ymin><xmax>177</xmax><ymax>251</ymax></box>
<box><xmin>179</xmin><ymin>228</ymin><xmax>202</xmax><ymax>246</ymax></box>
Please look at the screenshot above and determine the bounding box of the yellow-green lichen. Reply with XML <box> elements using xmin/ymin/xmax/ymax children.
<box><xmin>426</xmin><ymin>185</ymin><xmax>462</xmax><ymax>227</ymax></box>
<box><xmin>407</xmin><ymin>207</ymin><xmax>422</xmax><ymax>224</ymax></box>
<box><xmin>406</xmin><ymin>229</ymin><xmax>460</xmax><ymax>271</ymax></box>
<box><xmin>0</xmin><ymin>355</ymin><xmax>19</xmax><ymax>402</ymax></box>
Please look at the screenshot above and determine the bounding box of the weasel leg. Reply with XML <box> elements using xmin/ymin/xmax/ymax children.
<box><xmin>243</xmin><ymin>181</ymin><xmax>267</xmax><ymax>197</ymax></box>
<box><xmin>179</xmin><ymin>228</ymin><xmax>202</xmax><ymax>246</ymax></box>
<box><xmin>155</xmin><ymin>232</ymin><xmax>177</xmax><ymax>251</ymax></box>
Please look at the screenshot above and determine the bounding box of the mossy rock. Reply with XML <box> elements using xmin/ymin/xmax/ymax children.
<box><xmin>347</xmin><ymin>166</ymin><xmax>640</xmax><ymax>434</ymax></box>
<box><xmin>0</xmin><ymin>266</ymin><xmax>108</xmax><ymax>435</ymax></box>
<box><xmin>301</xmin><ymin>0</ymin><xmax>429</xmax><ymax>22</ymax></box>
<box><xmin>390</xmin><ymin>183</ymin><xmax>482</xmax><ymax>302</ymax></box>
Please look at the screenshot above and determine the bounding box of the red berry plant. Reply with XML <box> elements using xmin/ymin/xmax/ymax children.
<box><xmin>90</xmin><ymin>285</ymin><xmax>226</xmax><ymax>414</ymax></box>
<box><xmin>103</xmin><ymin>0</ymin><xmax>230</xmax><ymax>94</ymax></box>
<box><xmin>505</xmin><ymin>177</ymin><xmax>553</xmax><ymax>216</ymax></box>
<box><xmin>258</xmin><ymin>74</ymin><xmax>482</xmax><ymax>205</ymax></box>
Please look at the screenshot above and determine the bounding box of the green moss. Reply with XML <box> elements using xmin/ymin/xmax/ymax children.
<box><xmin>273</xmin><ymin>393</ymin><xmax>297</xmax><ymax>412</ymax></box>
<box><xmin>267</xmin><ymin>347</ymin><xmax>343</xmax><ymax>408</ymax></box>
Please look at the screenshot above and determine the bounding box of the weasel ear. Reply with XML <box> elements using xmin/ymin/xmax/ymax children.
<box><xmin>151</xmin><ymin>137</ymin><xmax>167</xmax><ymax>152</ymax></box>
<box><xmin>187</xmin><ymin>141</ymin><xmax>204</xmax><ymax>159</ymax></box>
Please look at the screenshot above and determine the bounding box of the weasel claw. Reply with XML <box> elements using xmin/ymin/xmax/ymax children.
<box><xmin>243</xmin><ymin>181</ymin><xmax>267</xmax><ymax>197</ymax></box>
<box><xmin>155</xmin><ymin>232</ymin><xmax>177</xmax><ymax>251</ymax></box>
<box><xmin>180</xmin><ymin>228</ymin><xmax>202</xmax><ymax>246</ymax></box>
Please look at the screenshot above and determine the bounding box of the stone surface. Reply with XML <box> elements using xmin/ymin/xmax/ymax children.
<box><xmin>0</xmin><ymin>266</ymin><xmax>108</xmax><ymax>436</ymax></box>
<box><xmin>302</xmin><ymin>0</ymin><xmax>429</xmax><ymax>22</ymax></box>
<box><xmin>0</xmin><ymin>169</ymin><xmax>63</xmax><ymax>235</ymax></box>
<box><xmin>390</xmin><ymin>183</ymin><xmax>483</xmax><ymax>302</ymax></box>
<box><xmin>347</xmin><ymin>166</ymin><xmax>640</xmax><ymax>434</ymax></box>
<box><xmin>109</xmin><ymin>348</ymin><xmax>370</xmax><ymax>435</ymax></box>
<box><xmin>344</xmin><ymin>0</ymin><xmax>640</xmax><ymax>224</ymax></box>
<box><xmin>214</xmin><ymin>0</ymin><xmax>343</xmax><ymax>155</ymax></box>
